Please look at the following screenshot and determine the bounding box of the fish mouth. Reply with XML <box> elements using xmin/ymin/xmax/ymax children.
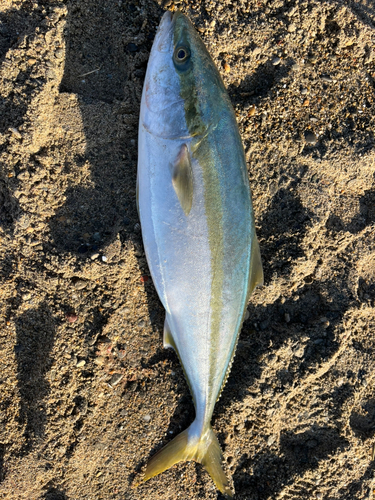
<box><xmin>161</xmin><ymin>9</ymin><xmax>173</xmax><ymax>26</ymax></box>
<box><xmin>155</xmin><ymin>10</ymin><xmax>187</xmax><ymax>52</ymax></box>
<box><xmin>155</xmin><ymin>11</ymin><xmax>174</xmax><ymax>52</ymax></box>
<box><xmin>172</xmin><ymin>10</ymin><xmax>184</xmax><ymax>24</ymax></box>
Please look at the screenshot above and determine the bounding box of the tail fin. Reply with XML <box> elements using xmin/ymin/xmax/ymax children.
<box><xmin>143</xmin><ymin>423</ymin><xmax>234</xmax><ymax>498</ymax></box>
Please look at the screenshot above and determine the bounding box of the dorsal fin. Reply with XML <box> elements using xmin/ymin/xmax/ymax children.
<box><xmin>172</xmin><ymin>144</ymin><xmax>193</xmax><ymax>216</ymax></box>
<box><xmin>247</xmin><ymin>236</ymin><xmax>263</xmax><ymax>301</ymax></box>
<box><xmin>216</xmin><ymin>236</ymin><xmax>263</xmax><ymax>403</ymax></box>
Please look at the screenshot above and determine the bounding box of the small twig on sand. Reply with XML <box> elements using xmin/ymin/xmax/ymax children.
<box><xmin>78</xmin><ymin>66</ymin><xmax>102</xmax><ymax>77</ymax></box>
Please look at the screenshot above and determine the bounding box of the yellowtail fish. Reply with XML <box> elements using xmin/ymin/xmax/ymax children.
<box><xmin>137</xmin><ymin>10</ymin><xmax>263</xmax><ymax>497</ymax></box>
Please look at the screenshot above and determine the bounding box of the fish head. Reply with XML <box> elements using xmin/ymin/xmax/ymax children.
<box><xmin>141</xmin><ymin>11</ymin><xmax>228</xmax><ymax>141</ymax></box>
<box><xmin>141</xmin><ymin>11</ymin><xmax>188</xmax><ymax>139</ymax></box>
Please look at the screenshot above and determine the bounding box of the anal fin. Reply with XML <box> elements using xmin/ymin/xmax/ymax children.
<box><xmin>163</xmin><ymin>314</ymin><xmax>176</xmax><ymax>350</ymax></box>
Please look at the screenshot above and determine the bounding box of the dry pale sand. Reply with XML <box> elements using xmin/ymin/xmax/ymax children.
<box><xmin>0</xmin><ymin>0</ymin><xmax>374</xmax><ymax>499</ymax></box>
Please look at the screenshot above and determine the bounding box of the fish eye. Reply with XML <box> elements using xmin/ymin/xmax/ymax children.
<box><xmin>174</xmin><ymin>45</ymin><xmax>190</xmax><ymax>64</ymax></box>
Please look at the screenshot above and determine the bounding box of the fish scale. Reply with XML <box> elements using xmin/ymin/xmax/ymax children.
<box><xmin>137</xmin><ymin>10</ymin><xmax>263</xmax><ymax>497</ymax></box>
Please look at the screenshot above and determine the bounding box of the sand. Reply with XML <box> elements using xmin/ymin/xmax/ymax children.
<box><xmin>0</xmin><ymin>0</ymin><xmax>374</xmax><ymax>498</ymax></box>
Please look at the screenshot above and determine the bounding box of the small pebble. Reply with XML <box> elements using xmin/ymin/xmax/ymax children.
<box><xmin>316</xmin><ymin>492</ymin><xmax>323</xmax><ymax>499</ymax></box>
<box><xmin>140</xmin><ymin>275</ymin><xmax>149</xmax><ymax>283</ymax></box>
<box><xmin>76</xmin><ymin>359</ymin><xmax>86</xmax><ymax>368</ymax></box>
<box><xmin>310</xmin><ymin>117</ymin><xmax>318</xmax><ymax>122</ymax></box>
<box><xmin>244</xmin><ymin>310</ymin><xmax>250</xmax><ymax>321</ymax></box>
<box><xmin>17</xmin><ymin>216</ymin><xmax>30</xmax><ymax>229</ymax></box>
<box><xmin>102</xmin><ymin>255</ymin><xmax>107</xmax><ymax>262</ymax></box>
<box><xmin>321</xmin><ymin>75</ymin><xmax>333</xmax><ymax>83</ymax></box>
<box><xmin>224</xmin><ymin>62</ymin><xmax>231</xmax><ymax>73</ymax></box>
<box><xmin>143</xmin><ymin>415</ymin><xmax>151</xmax><ymax>423</ymax></box>
<box><xmin>9</xmin><ymin>127</ymin><xmax>22</xmax><ymax>139</ymax></box>
<box><xmin>74</xmin><ymin>279</ymin><xmax>87</xmax><ymax>290</ymax></box>
<box><xmin>267</xmin><ymin>434</ymin><xmax>277</xmax><ymax>446</ymax></box>
<box><xmin>291</xmin><ymin>63</ymin><xmax>299</xmax><ymax>71</ymax></box>
<box><xmin>134</xmin><ymin>223</ymin><xmax>141</xmax><ymax>232</ymax></box>
<box><xmin>248</xmin><ymin>105</ymin><xmax>256</xmax><ymax>116</ymax></box>
<box><xmin>303</xmin><ymin>99</ymin><xmax>310</xmax><ymax>107</ymax></box>
<box><xmin>252</xmin><ymin>46</ymin><xmax>261</xmax><ymax>57</ymax></box>
<box><xmin>46</xmin><ymin>69</ymin><xmax>56</xmax><ymax>80</ymax></box>
<box><xmin>27</xmin><ymin>58</ymin><xmax>37</xmax><ymax>65</ymax></box>
<box><xmin>110</xmin><ymin>373</ymin><xmax>123</xmax><ymax>386</ymax></box>
<box><xmin>288</xmin><ymin>23</ymin><xmax>296</xmax><ymax>32</ymax></box>
<box><xmin>294</xmin><ymin>345</ymin><xmax>305</xmax><ymax>358</ymax></box>
<box><xmin>126</xmin><ymin>43</ymin><xmax>138</xmax><ymax>53</ymax></box>
<box><xmin>285</xmin><ymin>313</ymin><xmax>290</xmax><ymax>323</ymax></box>
<box><xmin>269</xmin><ymin>180</ymin><xmax>277</xmax><ymax>195</ymax></box>
<box><xmin>95</xmin><ymin>356</ymin><xmax>105</xmax><ymax>366</ymax></box>
<box><xmin>91</xmin><ymin>253</ymin><xmax>99</xmax><ymax>260</ymax></box>
<box><xmin>117</xmin><ymin>349</ymin><xmax>126</xmax><ymax>359</ymax></box>
<box><xmin>66</xmin><ymin>313</ymin><xmax>78</xmax><ymax>323</ymax></box>
<box><xmin>301</xmin><ymin>88</ymin><xmax>308</xmax><ymax>95</ymax></box>
<box><xmin>305</xmin><ymin>131</ymin><xmax>317</xmax><ymax>144</ymax></box>
<box><xmin>22</xmin><ymin>292</ymin><xmax>31</xmax><ymax>301</ymax></box>
<box><xmin>272</xmin><ymin>57</ymin><xmax>281</xmax><ymax>65</ymax></box>
<box><xmin>54</xmin><ymin>48</ymin><xmax>64</xmax><ymax>59</ymax></box>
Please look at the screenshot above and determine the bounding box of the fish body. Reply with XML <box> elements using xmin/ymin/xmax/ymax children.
<box><xmin>137</xmin><ymin>11</ymin><xmax>263</xmax><ymax>497</ymax></box>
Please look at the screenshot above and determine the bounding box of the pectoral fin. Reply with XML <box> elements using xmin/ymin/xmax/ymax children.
<box><xmin>172</xmin><ymin>144</ymin><xmax>193</xmax><ymax>216</ymax></box>
<box><xmin>247</xmin><ymin>236</ymin><xmax>263</xmax><ymax>299</ymax></box>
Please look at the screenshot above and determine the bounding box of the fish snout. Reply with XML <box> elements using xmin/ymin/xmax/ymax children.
<box><xmin>155</xmin><ymin>11</ymin><xmax>174</xmax><ymax>53</ymax></box>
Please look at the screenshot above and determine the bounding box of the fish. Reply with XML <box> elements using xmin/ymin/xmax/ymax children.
<box><xmin>137</xmin><ymin>10</ymin><xmax>263</xmax><ymax>498</ymax></box>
